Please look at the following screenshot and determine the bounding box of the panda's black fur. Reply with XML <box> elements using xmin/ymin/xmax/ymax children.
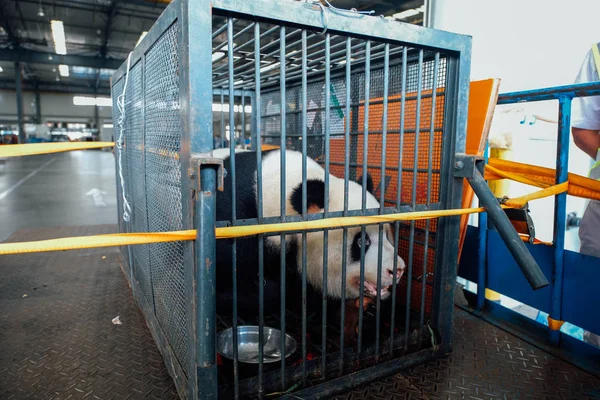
<box><xmin>215</xmin><ymin>150</ymin><xmax>375</xmax><ymax>322</ymax></box>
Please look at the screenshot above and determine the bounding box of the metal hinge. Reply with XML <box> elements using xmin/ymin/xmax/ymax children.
<box><xmin>452</xmin><ymin>154</ymin><xmax>484</xmax><ymax>179</ymax></box>
<box><xmin>190</xmin><ymin>152</ymin><xmax>225</xmax><ymax>192</ymax></box>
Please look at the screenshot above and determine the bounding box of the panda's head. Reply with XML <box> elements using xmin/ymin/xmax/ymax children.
<box><xmin>289</xmin><ymin>171</ymin><xmax>407</xmax><ymax>300</ymax></box>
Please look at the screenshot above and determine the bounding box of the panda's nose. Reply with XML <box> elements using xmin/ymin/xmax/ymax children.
<box><xmin>386</xmin><ymin>268</ymin><xmax>402</xmax><ymax>279</ymax></box>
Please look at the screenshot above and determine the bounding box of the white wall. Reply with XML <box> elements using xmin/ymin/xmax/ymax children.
<box><xmin>432</xmin><ymin>0</ymin><xmax>600</xmax><ymax>250</ymax></box>
<box><xmin>0</xmin><ymin>90</ymin><xmax>113</xmax><ymax>123</ymax></box>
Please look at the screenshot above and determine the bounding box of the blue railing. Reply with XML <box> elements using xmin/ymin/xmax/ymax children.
<box><xmin>459</xmin><ymin>81</ymin><xmax>600</xmax><ymax>370</ymax></box>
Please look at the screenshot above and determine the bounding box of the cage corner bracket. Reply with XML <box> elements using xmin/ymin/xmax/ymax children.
<box><xmin>452</xmin><ymin>154</ymin><xmax>483</xmax><ymax>179</ymax></box>
<box><xmin>190</xmin><ymin>153</ymin><xmax>225</xmax><ymax>192</ymax></box>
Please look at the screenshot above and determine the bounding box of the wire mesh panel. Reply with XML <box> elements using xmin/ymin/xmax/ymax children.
<box><xmin>143</xmin><ymin>21</ymin><xmax>189</xmax><ymax>375</ymax></box>
<box><xmin>111</xmin><ymin>0</ymin><xmax>470</xmax><ymax>399</ymax></box>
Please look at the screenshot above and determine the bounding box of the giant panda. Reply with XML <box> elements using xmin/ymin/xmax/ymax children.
<box><xmin>214</xmin><ymin>149</ymin><xmax>406</xmax><ymax>331</ymax></box>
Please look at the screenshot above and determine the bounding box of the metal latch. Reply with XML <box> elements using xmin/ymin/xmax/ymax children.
<box><xmin>498</xmin><ymin>198</ymin><xmax>536</xmax><ymax>244</ymax></box>
<box><xmin>190</xmin><ymin>153</ymin><xmax>225</xmax><ymax>192</ymax></box>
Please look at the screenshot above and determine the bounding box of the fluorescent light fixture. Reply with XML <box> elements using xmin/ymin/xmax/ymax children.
<box><xmin>50</xmin><ymin>20</ymin><xmax>67</xmax><ymax>55</ymax></box>
<box><xmin>211</xmin><ymin>104</ymin><xmax>253</xmax><ymax>113</ymax></box>
<box><xmin>73</xmin><ymin>96</ymin><xmax>113</xmax><ymax>107</ymax></box>
<box><xmin>260</xmin><ymin>62</ymin><xmax>280</xmax><ymax>73</ymax></box>
<box><xmin>234</xmin><ymin>80</ymin><xmax>244</xmax><ymax>86</ymax></box>
<box><xmin>103</xmin><ymin>123</ymin><xmax>114</xmax><ymax>128</ymax></box>
<box><xmin>58</xmin><ymin>64</ymin><xmax>69</xmax><ymax>77</ymax></box>
<box><xmin>212</xmin><ymin>51</ymin><xmax>225</xmax><ymax>62</ymax></box>
<box><xmin>136</xmin><ymin>31</ymin><xmax>148</xmax><ymax>47</ymax></box>
<box><xmin>73</xmin><ymin>96</ymin><xmax>96</xmax><ymax>106</ymax></box>
<box><xmin>0</xmin><ymin>66</ymin><xmax>3</xmax><ymax>72</ymax></box>
<box><xmin>96</xmin><ymin>97</ymin><xmax>112</xmax><ymax>107</ymax></box>
<box><xmin>393</xmin><ymin>9</ymin><xmax>420</xmax><ymax>20</ymax></box>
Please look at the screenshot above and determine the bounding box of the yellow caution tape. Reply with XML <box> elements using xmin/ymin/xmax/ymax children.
<box><xmin>0</xmin><ymin>142</ymin><xmax>115</xmax><ymax>158</ymax></box>
<box><xmin>0</xmin><ymin>231</ymin><xmax>196</xmax><ymax>255</ymax></box>
<box><xmin>503</xmin><ymin>182</ymin><xmax>569</xmax><ymax>208</ymax></box>
<box><xmin>0</xmin><ymin>179</ymin><xmax>574</xmax><ymax>256</ymax></box>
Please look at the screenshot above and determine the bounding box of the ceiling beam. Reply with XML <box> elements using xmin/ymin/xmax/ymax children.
<box><xmin>100</xmin><ymin>1</ymin><xmax>119</xmax><ymax>59</ymax></box>
<box><xmin>0</xmin><ymin>79</ymin><xmax>110</xmax><ymax>95</ymax></box>
<box><xmin>0</xmin><ymin>2</ymin><xmax>19</xmax><ymax>48</ymax></box>
<box><xmin>14</xmin><ymin>0</ymin><xmax>162</xmax><ymax>21</ymax></box>
<box><xmin>0</xmin><ymin>49</ymin><xmax>124</xmax><ymax>69</ymax></box>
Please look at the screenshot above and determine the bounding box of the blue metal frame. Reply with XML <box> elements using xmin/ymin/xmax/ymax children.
<box><xmin>110</xmin><ymin>0</ymin><xmax>474</xmax><ymax>398</ymax></box>
<box><xmin>459</xmin><ymin>81</ymin><xmax>600</xmax><ymax>365</ymax></box>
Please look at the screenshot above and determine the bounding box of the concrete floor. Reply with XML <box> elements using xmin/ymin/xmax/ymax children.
<box><xmin>0</xmin><ymin>150</ymin><xmax>117</xmax><ymax>241</ymax></box>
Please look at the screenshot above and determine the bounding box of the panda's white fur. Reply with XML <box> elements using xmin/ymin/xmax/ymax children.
<box><xmin>258</xmin><ymin>149</ymin><xmax>406</xmax><ymax>300</ymax></box>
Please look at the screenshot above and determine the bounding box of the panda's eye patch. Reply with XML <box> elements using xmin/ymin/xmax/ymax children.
<box><xmin>351</xmin><ymin>231</ymin><xmax>371</xmax><ymax>262</ymax></box>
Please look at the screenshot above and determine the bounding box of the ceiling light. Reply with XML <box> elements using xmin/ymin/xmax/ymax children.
<box><xmin>58</xmin><ymin>64</ymin><xmax>69</xmax><ymax>77</ymax></box>
<box><xmin>260</xmin><ymin>62</ymin><xmax>280</xmax><ymax>73</ymax></box>
<box><xmin>136</xmin><ymin>31</ymin><xmax>148</xmax><ymax>47</ymax></box>
<box><xmin>37</xmin><ymin>7</ymin><xmax>45</xmax><ymax>17</ymax></box>
<box><xmin>393</xmin><ymin>9</ymin><xmax>420</xmax><ymax>20</ymax></box>
<box><xmin>212</xmin><ymin>51</ymin><xmax>225</xmax><ymax>62</ymax></box>
<box><xmin>0</xmin><ymin>66</ymin><xmax>3</xmax><ymax>73</ymax></box>
<box><xmin>50</xmin><ymin>20</ymin><xmax>67</xmax><ymax>55</ymax></box>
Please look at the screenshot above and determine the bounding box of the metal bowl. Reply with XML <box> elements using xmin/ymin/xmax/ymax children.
<box><xmin>217</xmin><ymin>326</ymin><xmax>297</xmax><ymax>364</ymax></box>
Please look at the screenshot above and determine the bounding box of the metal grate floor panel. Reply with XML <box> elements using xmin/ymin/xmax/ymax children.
<box><xmin>1</xmin><ymin>225</ymin><xmax>598</xmax><ymax>399</ymax></box>
<box><xmin>0</xmin><ymin>225</ymin><xmax>179</xmax><ymax>400</ymax></box>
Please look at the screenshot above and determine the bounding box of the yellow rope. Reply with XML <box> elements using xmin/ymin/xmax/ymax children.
<box><xmin>0</xmin><ymin>142</ymin><xmax>115</xmax><ymax>158</ymax></box>
<box><xmin>502</xmin><ymin>182</ymin><xmax>569</xmax><ymax>208</ymax></box>
<box><xmin>0</xmin><ymin>207</ymin><xmax>488</xmax><ymax>255</ymax></box>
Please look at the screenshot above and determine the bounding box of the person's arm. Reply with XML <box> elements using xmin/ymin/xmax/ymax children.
<box><xmin>572</xmin><ymin>127</ymin><xmax>600</xmax><ymax>159</ymax></box>
<box><xmin>572</xmin><ymin>46</ymin><xmax>600</xmax><ymax>159</ymax></box>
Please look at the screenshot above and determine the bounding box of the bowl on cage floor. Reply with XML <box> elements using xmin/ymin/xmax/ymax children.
<box><xmin>217</xmin><ymin>326</ymin><xmax>297</xmax><ymax>364</ymax></box>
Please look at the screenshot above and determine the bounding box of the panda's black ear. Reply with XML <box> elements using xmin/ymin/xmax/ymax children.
<box><xmin>356</xmin><ymin>172</ymin><xmax>374</xmax><ymax>195</ymax></box>
<box><xmin>290</xmin><ymin>179</ymin><xmax>325</xmax><ymax>214</ymax></box>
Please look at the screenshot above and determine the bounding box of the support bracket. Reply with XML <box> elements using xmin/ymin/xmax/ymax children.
<box><xmin>190</xmin><ymin>153</ymin><xmax>225</xmax><ymax>192</ymax></box>
<box><xmin>456</xmin><ymin>155</ymin><xmax>549</xmax><ymax>290</ymax></box>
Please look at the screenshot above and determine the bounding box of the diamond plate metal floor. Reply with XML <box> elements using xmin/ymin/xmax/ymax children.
<box><xmin>333</xmin><ymin>309</ymin><xmax>600</xmax><ymax>400</ymax></box>
<box><xmin>1</xmin><ymin>226</ymin><xmax>599</xmax><ymax>400</ymax></box>
<box><xmin>0</xmin><ymin>225</ymin><xmax>179</xmax><ymax>400</ymax></box>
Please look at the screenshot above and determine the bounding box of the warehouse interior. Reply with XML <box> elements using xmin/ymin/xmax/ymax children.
<box><xmin>1</xmin><ymin>0</ymin><xmax>599</xmax><ymax>399</ymax></box>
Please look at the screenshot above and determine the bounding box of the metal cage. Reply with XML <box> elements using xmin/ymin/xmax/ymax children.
<box><xmin>110</xmin><ymin>0</ymin><xmax>471</xmax><ymax>398</ymax></box>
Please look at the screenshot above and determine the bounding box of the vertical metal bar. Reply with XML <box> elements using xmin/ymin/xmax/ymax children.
<box><xmin>322</xmin><ymin>32</ymin><xmax>331</xmax><ymax>373</ymax></box>
<box><xmin>339</xmin><ymin>36</ymin><xmax>351</xmax><ymax>374</ymax></box>
<box><xmin>254</xmin><ymin>22</ymin><xmax>265</xmax><ymax>399</ymax></box>
<box><xmin>476</xmin><ymin>144</ymin><xmax>489</xmax><ymax>310</ymax></box>
<box><xmin>182</xmin><ymin>0</ymin><xmax>215</xmax><ymax>397</ymax></box>
<box><xmin>390</xmin><ymin>46</ymin><xmax>407</xmax><ymax>353</ymax></box>
<box><xmin>419</xmin><ymin>53</ymin><xmax>439</xmax><ymax>341</ymax></box>
<box><xmin>301</xmin><ymin>28</ymin><xmax>308</xmax><ymax>386</ymax></box>
<box><xmin>431</xmin><ymin>47</ymin><xmax>471</xmax><ymax>354</ymax></box>
<box><xmin>375</xmin><ymin>43</ymin><xmax>390</xmax><ymax>357</ymax></box>
<box><xmin>34</xmin><ymin>84</ymin><xmax>42</xmax><ymax>124</ymax></box>
<box><xmin>250</xmin><ymin>92</ymin><xmax>257</xmax><ymax>150</ymax></box>
<box><xmin>227</xmin><ymin>17</ymin><xmax>239</xmax><ymax>399</ymax></box>
<box><xmin>195</xmin><ymin>167</ymin><xmax>218</xmax><ymax>400</ymax></box>
<box><xmin>241</xmin><ymin>94</ymin><xmax>246</xmax><ymax>147</ymax></box>
<box><xmin>550</xmin><ymin>97</ymin><xmax>571</xmax><ymax>345</ymax></box>
<box><xmin>279</xmin><ymin>25</ymin><xmax>287</xmax><ymax>391</ymax></box>
<box><xmin>404</xmin><ymin>49</ymin><xmax>424</xmax><ymax>350</ymax></box>
<box><xmin>15</xmin><ymin>62</ymin><xmax>25</xmax><ymax>144</ymax></box>
<box><xmin>358</xmin><ymin>40</ymin><xmax>371</xmax><ymax>356</ymax></box>
<box><xmin>220</xmin><ymin>92</ymin><xmax>225</xmax><ymax>148</ymax></box>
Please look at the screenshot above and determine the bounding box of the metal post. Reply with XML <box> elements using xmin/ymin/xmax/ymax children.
<box><xmin>15</xmin><ymin>62</ymin><xmax>25</xmax><ymax>144</ymax></box>
<box><xmin>194</xmin><ymin>164</ymin><xmax>218</xmax><ymax>400</ymax></box>
<box><xmin>34</xmin><ymin>84</ymin><xmax>42</xmax><ymax>124</ymax></box>
<box><xmin>549</xmin><ymin>97</ymin><xmax>571</xmax><ymax>345</ymax></box>
<box><xmin>476</xmin><ymin>145</ymin><xmax>489</xmax><ymax>311</ymax></box>
<box><xmin>466</xmin><ymin>165</ymin><xmax>549</xmax><ymax>290</ymax></box>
